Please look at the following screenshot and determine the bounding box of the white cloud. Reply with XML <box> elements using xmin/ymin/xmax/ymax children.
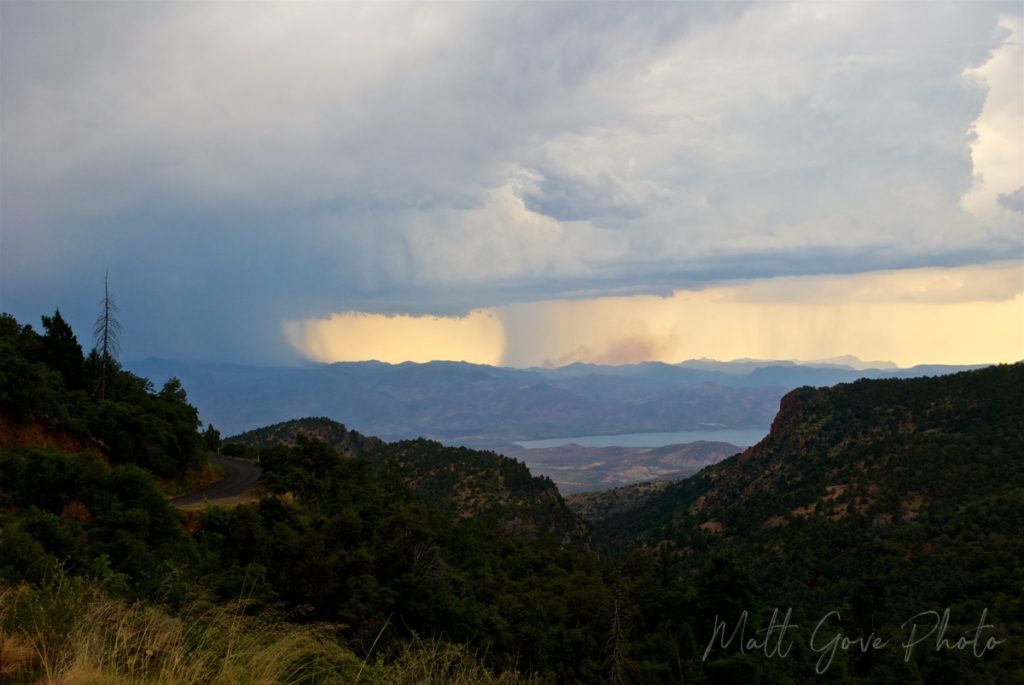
<box><xmin>961</xmin><ymin>14</ymin><xmax>1024</xmax><ymax>224</ymax></box>
<box><xmin>401</xmin><ymin>179</ymin><xmax>629</xmax><ymax>286</ymax></box>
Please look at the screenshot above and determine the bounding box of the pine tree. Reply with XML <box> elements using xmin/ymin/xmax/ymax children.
<box><xmin>92</xmin><ymin>271</ymin><xmax>122</xmax><ymax>400</ymax></box>
<box><xmin>41</xmin><ymin>308</ymin><xmax>84</xmax><ymax>390</ymax></box>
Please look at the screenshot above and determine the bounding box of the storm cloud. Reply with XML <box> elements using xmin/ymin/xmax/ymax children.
<box><xmin>1</xmin><ymin>1</ymin><xmax>1021</xmax><ymax>363</ymax></box>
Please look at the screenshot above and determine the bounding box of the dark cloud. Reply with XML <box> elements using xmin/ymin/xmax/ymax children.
<box><xmin>1</xmin><ymin>1</ymin><xmax>1020</xmax><ymax>363</ymax></box>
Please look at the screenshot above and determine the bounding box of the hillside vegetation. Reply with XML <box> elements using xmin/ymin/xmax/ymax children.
<box><xmin>0</xmin><ymin>311</ymin><xmax>608</xmax><ymax>682</ymax></box>
<box><xmin>598</xmin><ymin>364</ymin><xmax>1024</xmax><ymax>683</ymax></box>
<box><xmin>227</xmin><ymin>416</ymin><xmax>382</xmax><ymax>456</ymax></box>
<box><xmin>2</xmin><ymin>308</ymin><xmax>1021</xmax><ymax>683</ymax></box>
<box><xmin>0</xmin><ymin>311</ymin><xmax>203</xmax><ymax>480</ymax></box>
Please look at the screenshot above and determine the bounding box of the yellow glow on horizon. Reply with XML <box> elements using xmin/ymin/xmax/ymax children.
<box><xmin>287</xmin><ymin>261</ymin><xmax>1024</xmax><ymax>368</ymax></box>
<box><xmin>285</xmin><ymin>309</ymin><xmax>505</xmax><ymax>365</ymax></box>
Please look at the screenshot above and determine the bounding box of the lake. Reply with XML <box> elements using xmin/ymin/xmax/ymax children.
<box><xmin>515</xmin><ymin>427</ymin><xmax>771</xmax><ymax>449</ymax></box>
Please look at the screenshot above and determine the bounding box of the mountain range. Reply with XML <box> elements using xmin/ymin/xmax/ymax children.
<box><xmin>127</xmin><ymin>357</ymin><xmax>985</xmax><ymax>442</ymax></box>
<box><xmin>216</xmin><ymin>363</ymin><xmax>1024</xmax><ymax>680</ymax></box>
<box><xmin>4</xmin><ymin>305</ymin><xmax>1021</xmax><ymax>682</ymax></box>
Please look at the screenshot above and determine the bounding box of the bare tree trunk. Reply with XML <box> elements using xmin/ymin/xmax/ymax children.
<box><xmin>606</xmin><ymin>598</ymin><xmax>628</xmax><ymax>685</ymax></box>
<box><xmin>93</xmin><ymin>271</ymin><xmax>122</xmax><ymax>400</ymax></box>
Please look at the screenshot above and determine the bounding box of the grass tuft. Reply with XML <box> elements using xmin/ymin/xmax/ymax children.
<box><xmin>1</xmin><ymin>576</ymin><xmax>358</xmax><ymax>684</ymax></box>
<box><xmin>1</xmin><ymin>576</ymin><xmax>537</xmax><ymax>684</ymax></box>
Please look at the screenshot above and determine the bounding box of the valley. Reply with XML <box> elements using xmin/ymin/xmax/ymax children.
<box><xmin>492</xmin><ymin>440</ymin><xmax>743</xmax><ymax>493</ymax></box>
<box><xmin>3</xmin><ymin>312</ymin><xmax>1020</xmax><ymax>683</ymax></box>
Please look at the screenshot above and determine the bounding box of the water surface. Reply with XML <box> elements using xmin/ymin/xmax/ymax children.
<box><xmin>515</xmin><ymin>428</ymin><xmax>770</xmax><ymax>449</ymax></box>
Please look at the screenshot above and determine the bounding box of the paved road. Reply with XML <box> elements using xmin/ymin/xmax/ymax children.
<box><xmin>171</xmin><ymin>455</ymin><xmax>262</xmax><ymax>507</ymax></box>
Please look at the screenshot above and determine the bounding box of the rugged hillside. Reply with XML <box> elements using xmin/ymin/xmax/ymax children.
<box><xmin>603</xmin><ymin>364</ymin><xmax>1023</xmax><ymax>540</ymax></box>
<box><xmin>597</xmin><ymin>364</ymin><xmax>1024</xmax><ymax>682</ymax></box>
<box><xmin>368</xmin><ymin>439</ymin><xmax>587</xmax><ymax>541</ymax></box>
<box><xmin>6</xmin><ymin>307</ymin><xmax>1020</xmax><ymax>682</ymax></box>
<box><xmin>566</xmin><ymin>478</ymin><xmax>677</xmax><ymax>521</ymax></box>
<box><xmin>221</xmin><ymin>434</ymin><xmax>607</xmax><ymax>680</ymax></box>
<box><xmin>2</xmin><ymin>310</ymin><xmax>610</xmax><ymax>682</ymax></box>
<box><xmin>227</xmin><ymin>416</ymin><xmax>382</xmax><ymax>456</ymax></box>
<box><xmin>0</xmin><ymin>311</ymin><xmax>204</xmax><ymax>590</ymax></box>
<box><xmin>227</xmin><ymin>419</ymin><xmax>582</xmax><ymax>540</ymax></box>
<box><xmin>0</xmin><ymin>413</ymin><xmax>109</xmax><ymax>461</ymax></box>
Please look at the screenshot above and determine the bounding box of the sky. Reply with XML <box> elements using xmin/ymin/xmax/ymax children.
<box><xmin>2</xmin><ymin>1</ymin><xmax>1022</xmax><ymax>368</ymax></box>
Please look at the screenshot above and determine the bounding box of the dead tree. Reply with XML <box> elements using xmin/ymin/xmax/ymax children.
<box><xmin>93</xmin><ymin>271</ymin><xmax>122</xmax><ymax>400</ymax></box>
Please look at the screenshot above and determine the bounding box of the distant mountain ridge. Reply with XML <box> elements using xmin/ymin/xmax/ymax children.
<box><xmin>127</xmin><ymin>357</ymin><xmax>988</xmax><ymax>441</ymax></box>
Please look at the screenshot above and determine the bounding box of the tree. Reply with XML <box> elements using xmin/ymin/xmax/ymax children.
<box><xmin>605</xmin><ymin>598</ymin><xmax>630</xmax><ymax>685</ymax></box>
<box><xmin>202</xmin><ymin>423</ymin><xmax>222</xmax><ymax>453</ymax></box>
<box><xmin>41</xmin><ymin>309</ymin><xmax>84</xmax><ymax>390</ymax></box>
<box><xmin>92</xmin><ymin>272</ymin><xmax>122</xmax><ymax>400</ymax></box>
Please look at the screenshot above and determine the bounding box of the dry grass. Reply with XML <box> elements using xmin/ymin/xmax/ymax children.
<box><xmin>360</xmin><ymin>637</ymin><xmax>539</xmax><ymax>685</ymax></box>
<box><xmin>0</xmin><ymin>577</ymin><xmax>537</xmax><ymax>685</ymax></box>
<box><xmin>0</xmin><ymin>577</ymin><xmax>359</xmax><ymax>684</ymax></box>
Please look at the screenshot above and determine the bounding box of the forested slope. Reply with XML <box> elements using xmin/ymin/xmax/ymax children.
<box><xmin>3</xmin><ymin>308</ymin><xmax>1021</xmax><ymax>683</ymax></box>
<box><xmin>599</xmin><ymin>364</ymin><xmax>1024</xmax><ymax>683</ymax></box>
